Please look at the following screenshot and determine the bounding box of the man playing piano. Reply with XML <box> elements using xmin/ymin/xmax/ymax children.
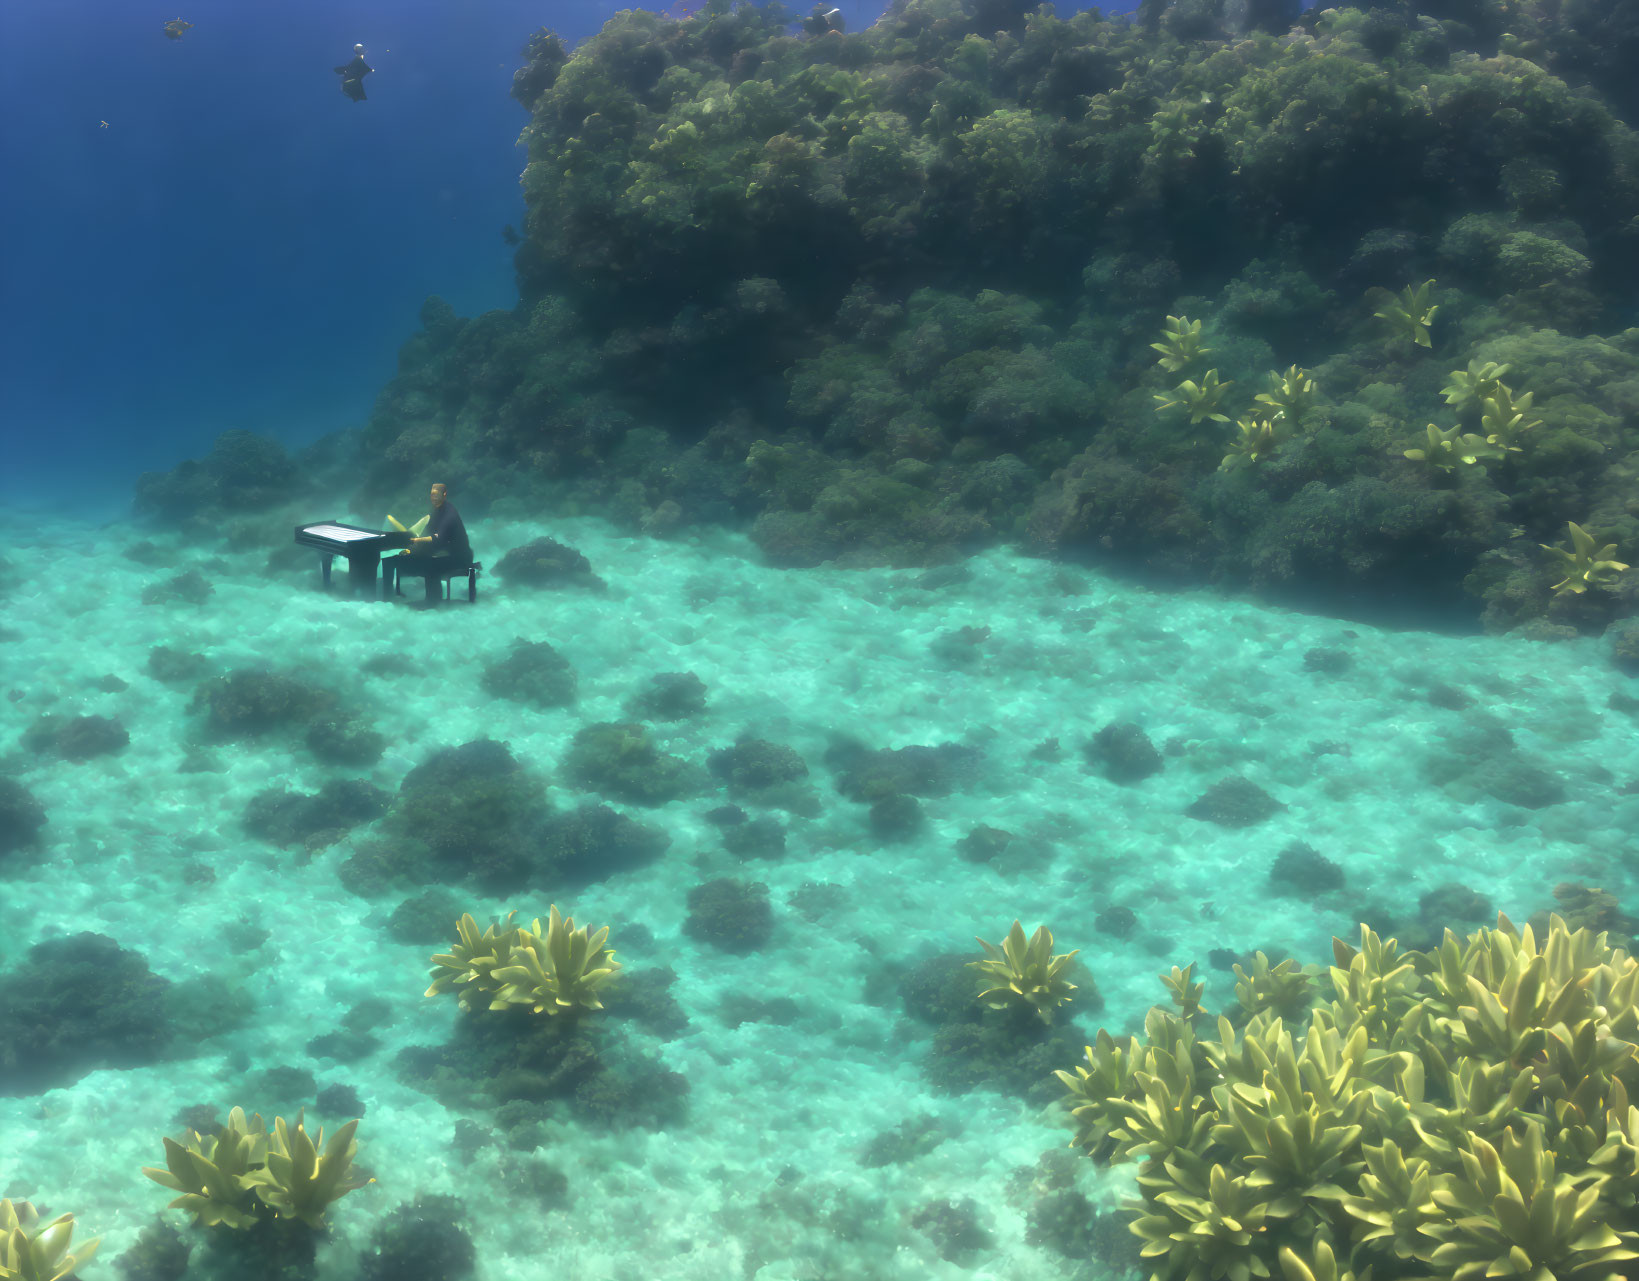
<box><xmin>401</xmin><ymin>482</ymin><xmax>472</xmax><ymax>605</ymax></box>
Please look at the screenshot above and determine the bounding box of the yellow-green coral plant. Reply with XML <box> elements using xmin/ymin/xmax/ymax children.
<box><xmin>1279</xmin><ymin>1239</ymin><xmax>1369</xmax><ymax>1281</ymax></box>
<box><xmin>1147</xmin><ymin>102</ymin><xmax>1201</xmax><ymax>167</ymax></box>
<box><xmin>1441</xmin><ymin>359</ymin><xmax>1510</xmax><ymax>412</ymax></box>
<box><xmin>1131</xmin><ymin>1154</ymin><xmax>1287</xmax><ymax>1281</ymax></box>
<box><xmin>141</xmin><ymin>1106</ymin><xmax>269</xmax><ymax>1229</ymax></box>
<box><xmin>488</xmin><ymin>904</ymin><xmax>621</xmax><ymax>1017</ymax></box>
<box><xmin>1155</xmin><ymin>369</ymin><xmax>1235</xmax><ymax>424</ymax></box>
<box><xmin>1054</xmin><ymin>914</ymin><xmax>1639</xmax><ymax>1281</ymax></box>
<box><xmin>1054</xmin><ymin>1028</ymin><xmax>1153</xmax><ymax>1162</ymax></box>
<box><xmin>1374</xmin><ymin>279</ymin><xmax>1438</xmax><ymax>347</ymax></box>
<box><xmin>1220</xmin><ymin>367</ymin><xmax>1321</xmax><ymax>470</ymax></box>
<box><xmin>1160</xmin><ymin>963</ymin><xmax>1208</xmax><ymax>1018</ymax></box>
<box><xmin>1403</xmin><ymin>422</ymin><xmax>1497</xmax><ymax>470</ymax></box>
<box><xmin>1220</xmin><ymin>412</ymin><xmax>1292</xmax><ymax>471</ymax></box>
<box><xmin>970</xmin><ymin>920</ymin><xmax>1080</xmax><ymax>1023</ymax></box>
<box><xmin>1254</xmin><ymin>366</ymin><xmax>1318</xmax><ymax>422</ymax></box>
<box><xmin>1337</xmin><ymin>1139</ymin><xmax>1444</xmax><ymax>1265</ymax></box>
<box><xmin>1478</xmin><ymin>384</ymin><xmax>1541</xmax><ymax>454</ymax></box>
<box><xmin>0</xmin><ymin>1200</ymin><xmax>98</xmax><ymax>1281</ymax></box>
<box><xmin>1421</xmin><ymin>1122</ymin><xmax>1638</xmax><ymax>1281</ymax></box>
<box><xmin>142</xmin><ymin>1106</ymin><xmax>370</xmax><ymax>1231</ymax></box>
<box><xmin>1232</xmin><ymin>952</ymin><xmax>1316</xmax><ymax>1021</ymax></box>
<box><xmin>241</xmin><ymin>1111</ymin><xmax>372</xmax><ymax>1230</ymax></box>
<box><xmin>1150</xmin><ymin>315</ymin><xmax>1210</xmax><ymax>372</ymax></box>
<box><xmin>425</xmin><ymin>911</ymin><xmax>530</xmax><ymax>1013</ymax></box>
<box><xmin>1540</xmin><ymin>521</ymin><xmax>1629</xmax><ymax>595</ymax></box>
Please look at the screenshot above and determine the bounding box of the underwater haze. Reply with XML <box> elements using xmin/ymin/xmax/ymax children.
<box><xmin>5</xmin><ymin>1</ymin><xmax>1639</xmax><ymax>1281</ymax></box>
<box><xmin>0</xmin><ymin>0</ymin><xmax>653</xmax><ymax>517</ymax></box>
<box><xmin>0</xmin><ymin>0</ymin><xmax>984</xmax><ymax>520</ymax></box>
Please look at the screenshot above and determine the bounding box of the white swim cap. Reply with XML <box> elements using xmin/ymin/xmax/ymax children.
<box><xmin>354</xmin><ymin>43</ymin><xmax>365</xmax><ymax>53</ymax></box>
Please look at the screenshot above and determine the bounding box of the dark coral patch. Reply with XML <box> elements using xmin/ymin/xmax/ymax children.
<box><xmin>493</xmin><ymin>537</ymin><xmax>606</xmax><ymax>591</ymax></box>
<box><xmin>1084</xmin><ymin>722</ymin><xmax>1164</xmax><ymax>784</ymax></box>
<box><xmin>0</xmin><ymin>778</ymin><xmax>47</xmax><ymax>856</ymax></box>
<box><xmin>0</xmin><ymin>933</ymin><xmax>175</xmax><ymax>1096</ymax></box>
<box><xmin>21</xmin><ymin>714</ymin><xmax>129</xmax><ymax>761</ymax></box>
<box><xmin>685</xmin><ymin>878</ymin><xmax>774</xmax><ymax>954</ymax></box>
<box><xmin>482</xmin><ymin>640</ymin><xmax>578</xmax><ymax>709</ymax></box>
<box><xmin>1184</xmin><ymin>778</ymin><xmax>1284</xmax><ymax>828</ymax></box>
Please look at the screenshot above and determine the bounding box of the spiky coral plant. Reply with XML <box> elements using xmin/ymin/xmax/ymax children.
<box><xmin>1279</xmin><ymin>1240</ymin><xmax>1368</xmax><ymax>1281</ymax></box>
<box><xmin>241</xmin><ymin>1111</ymin><xmax>371</xmax><ymax>1230</ymax></box>
<box><xmin>1155</xmin><ymin>369</ymin><xmax>1236</xmax><ymax>424</ymax></box>
<box><xmin>425</xmin><ymin>911</ymin><xmax>530</xmax><ymax>1012</ymax></box>
<box><xmin>1160</xmin><ymin>963</ymin><xmax>1207</xmax><ymax>1018</ymax></box>
<box><xmin>488</xmin><ymin>904</ymin><xmax>621</xmax><ymax>1017</ymax></box>
<box><xmin>970</xmin><ymin>920</ymin><xmax>1080</xmax><ymax>1023</ymax></box>
<box><xmin>1421</xmin><ymin>1123</ymin><xmax>1637</xmax><ymax>1281</ymax></box>
<box><xmin>428</xmin><ymin>906</ymin><xmax>622</xmax><ymax>1017</ymax></box>
<box><xmin>1150</xmin><ymin>315</ymin><xmax>1211</xmax><ymax>371</ymax></box>
<box><xmin>1478</xmin><ymin>384</ymin><xmax>1541</xmax><ymax>454</ymax></box>
<box><xmin>0</xmin><ymin>1200</ymin><xmax>99</xmax><ymax>1281</ymax></box>
<box><xmin>1403</xmin><ymin>422</ymin><xmax>1497</xmax><ymax>470</ymax></box>
<box><xmin>1232</xmin><ymin>952</ymin><xmax>1316</xmax><ymax>1021</ymax></box>
<box><xmin>1254</xmin><ymin>366</ymin><xmax>1317</xmax><ymax>421</ymax></box>
<box><xmin>142</xmin><ymin>1106</ymin><xmax>370</xmax><ymax>1231</ymax></box>
<box><xmin>1373</xmin><ymin>279</ymin><xmax>1438</xmax><ymax>347</ymax></box>
<box><xmin>141</xmin><ymin>1107</ymin><xmax>269</xmax><ymax>1229</ymax></box>
<box><xmin>1220</xmin><ymin>413</ymin><xmax>1291</xmax><ymax>471</ymax></box>
<box><xmin>1441</xmin><ymin>359</ymin><xmax>1510</xmax><ymax>412</ymax></box>
<box><xmin>1541</xmin><ymin>521</ymin><xmax>1628</xmax><ymax>595</ymax></box>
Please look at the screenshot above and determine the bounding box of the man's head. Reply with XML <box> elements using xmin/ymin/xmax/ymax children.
<box><xmin>354</xmin><ymin>43</ymin><xmax>365</xmax><ymax>53</ymax></box>
<box><xmin>430</xmin><ymin>483</ymin><xmax>448</xmax><ymax>508</ymax></box>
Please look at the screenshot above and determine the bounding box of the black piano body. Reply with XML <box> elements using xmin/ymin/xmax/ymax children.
<box><xmin>294</xmin><ymin>521</ymin><xmax>413</xmax><ymax>597</ymax></box>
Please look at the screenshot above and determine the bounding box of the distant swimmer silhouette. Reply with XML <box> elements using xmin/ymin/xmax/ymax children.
<box><xmin>334</xmin><ymin>43</ymin><xmax>372</xmax><ymax>102</ymax></box>
<box><xmin>162</xmin><ymin>18</ymin><xmax>193</xmax><ymax>39</ymax></box>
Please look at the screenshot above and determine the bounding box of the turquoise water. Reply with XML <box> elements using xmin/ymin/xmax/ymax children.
<box><xmin>3</xmin><ymin>500</ymin><xmax>1632</xmax><ymax>1279</ymax></box>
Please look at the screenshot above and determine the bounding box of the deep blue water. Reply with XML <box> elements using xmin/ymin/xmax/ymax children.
<box><xmin>0</xmin><ymin>0</ymin><xmax>1123</xmax><ymax>520</ymax></box>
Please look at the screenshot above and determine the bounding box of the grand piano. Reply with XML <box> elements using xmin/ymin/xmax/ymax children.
<box><xmin>294</xmin><ymin>521</ymin><xmax>413</xmax><ymax>597</ymax></box>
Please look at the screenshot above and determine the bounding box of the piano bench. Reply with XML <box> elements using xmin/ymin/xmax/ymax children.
<box><xmin>388</xmin><ymin>558</ymin><xmax>482</xmax><ymax>603</ymax></box>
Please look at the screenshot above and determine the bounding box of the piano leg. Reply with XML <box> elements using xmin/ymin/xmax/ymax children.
<box><xmin>321</xmin><ymin>554</ymin><xmax>333</xmax><ymax>588</ymax></box>
<box><xmin>345</xmin><ymin>551</ymin><xmax>383</xmax><ymax>598</ymax></box>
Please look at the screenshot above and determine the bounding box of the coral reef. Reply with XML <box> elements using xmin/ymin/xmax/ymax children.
<box><xmin>356</xmin><ymin>1195</ymin><xmax>477</xmax><ymax>1281</ymax></box>
<box><xmin>116</xmin><ymin>0</ymin><xmax>1639</xmax><ymax>632</ymax></box>
<box><xmin>134</xmin><ymin>430</ymin><xmax>299</xmax><ymax>524</ymax></box>
<box><xmin>1084</xmin><ymin>722</ymin><xmax>1164</xmax><ymax>784</ymax></box>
